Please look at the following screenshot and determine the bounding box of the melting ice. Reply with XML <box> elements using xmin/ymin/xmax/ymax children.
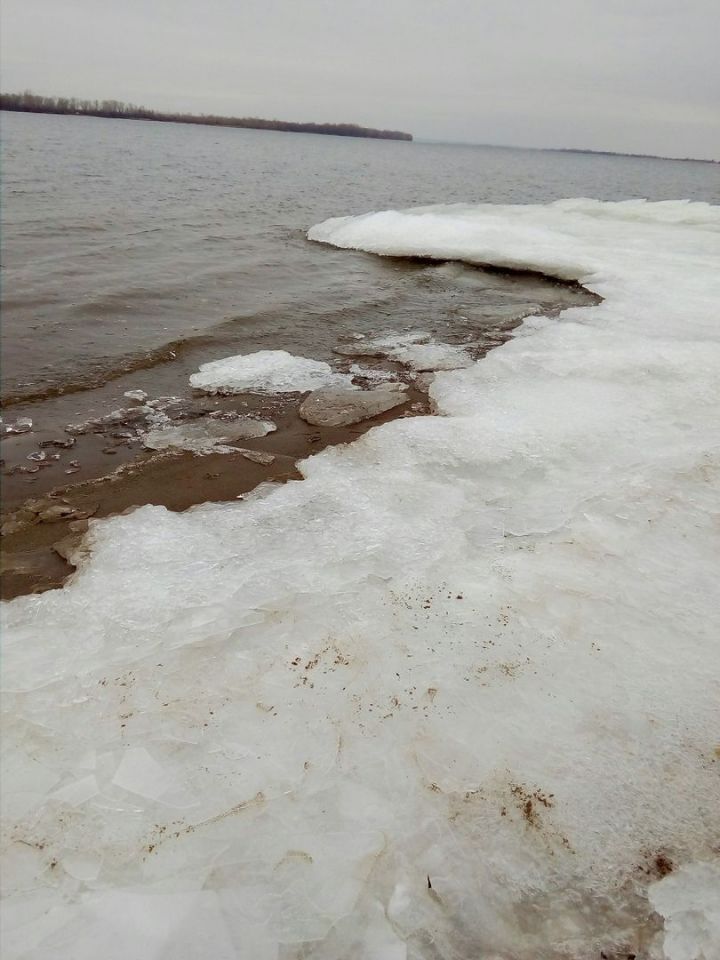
<box><xmin>2</xmin><ymin>199</ymin><xmax>720</xmax><ymax>959</ymax></box>
<box><xmin>143</xmin><ymin>417</ymin><xmax>276</xmax><ymax>455</ymax></box>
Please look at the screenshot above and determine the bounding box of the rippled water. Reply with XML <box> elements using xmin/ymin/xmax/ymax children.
<box><xmin>2</xmin><ymin>109</ymin><xmax>718</xmax><ymax>406</ymax></box>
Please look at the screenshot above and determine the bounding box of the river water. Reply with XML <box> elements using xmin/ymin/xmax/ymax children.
<box><xmin>2</xmin><ymin>109</ymin><xmax>718</xmax><ymax>408</ymax></box>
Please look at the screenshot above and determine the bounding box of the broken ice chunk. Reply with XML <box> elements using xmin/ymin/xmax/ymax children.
<box><xmin>348</xmin><ymin>364</ymin><xmax>396</xmax><ymax>384</ymax></box>
<box><xmin>392</xmin><ymin>341</ymin><xmax>473</xmax><ymax>371</ymax></box>
<box><xmin>335</xmin><ymin>332</ymin><xmax>473</xmax><ymax>371</ymax></box>
<box><xmin>64</xmin><ymin>407</ymin><xmax>150</xmax><ymax>436</ymax></box>
<box><xmin>334</xmin><ymin>331</ymin><xmax>432</xmax><ymax>357</ymax></box>
<box><xmin>190</xmin><ymin>350</ymin><xmax>356</xmax><ymax>394</ymax></box>
<box><xmin>123</xmin><ymin>389</ymin><xmax>148</xmax><ymax>403</ymax></box>
<box><xmin>39</xmin><ymin>437</ymin><xmax>76</xmax><ymax>449</ymax></box>
<box><xmin>4</xmin><ymin>417</ymin><xmax>33</xmax><ymax>435</ymax></box>
<box><xmin>143</xmin><ymin>417</ymin><xmax>276</xmax><ymax>454</ymax></box>
<box><xmin>239</xmin><ymin>449</ymin><xmax>276</xmax><ymax>465</ymax></box>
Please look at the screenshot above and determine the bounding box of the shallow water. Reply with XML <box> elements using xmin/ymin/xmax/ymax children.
<box><xmin>2</xmin><ymin>109</ymin><xmax>718</xmax><ymax>406</ymax></box>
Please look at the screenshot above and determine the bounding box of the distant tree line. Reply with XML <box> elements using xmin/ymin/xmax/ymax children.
<box><xmin>554</xmin><ymin>146</ymin><xmax>716</xmax><ymax>163</ymax></box>
<box><xmin>0</xmin><ymin>91</ymin><xmax>413</xmax><ymax>141</ymax></box>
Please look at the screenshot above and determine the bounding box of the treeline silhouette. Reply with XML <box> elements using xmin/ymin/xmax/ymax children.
<box><xmin>0</xmin><ymin>91</ymin><xmax>413</xmax><ymax>141</ymax></box>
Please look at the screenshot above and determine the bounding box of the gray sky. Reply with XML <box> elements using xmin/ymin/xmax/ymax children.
<box><xmin>2</xmin><ymin>0</ymin><xmax>719</xmax><ymax>160</ymax></box>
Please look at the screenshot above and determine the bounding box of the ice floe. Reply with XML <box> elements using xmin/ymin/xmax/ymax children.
<box><xmin>123</xmin><ymin>389</ymin><xmax>148</xmax><ymax>403</ymax></box>
<box><xmin>190</xmin><ymin>349</ymin><xmax>355</xmax><ymax>394</ymax></box>
<box><xmin>2</xmin><ymin>199</ymin><xmax>719</xmax><ymax>959</ymax></box>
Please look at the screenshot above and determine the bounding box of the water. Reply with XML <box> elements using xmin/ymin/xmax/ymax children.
<box><xmin>2</xmin><ymin>109</ymin><xmax>718</xmax><ymax>407</ymax></box>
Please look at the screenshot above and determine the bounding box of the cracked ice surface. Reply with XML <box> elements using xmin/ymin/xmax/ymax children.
<box><xmin>2</xmin><ymin>199</ymin><xmax>720</xmax><ymax>959</ymax></box>
<box><xmin>189</xmin><ymin>349</ymin><xmax>355</xmax><ymax>394</ymax></box>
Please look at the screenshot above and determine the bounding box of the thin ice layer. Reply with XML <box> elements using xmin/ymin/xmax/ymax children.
<box><xmin>143</xmin><ymin>417</ymin><xmax>276</xmax><ymax>455</ymax></box>
<box><xmin>339</xmin><ymin>332</ymin><xmax>473</xmax><ymax>371</ymax></box>
<box><xmin>2</xmin><ymin>199</ymin><xmax>720</xmax><ymax>960</ymax></box>
<box><xmin>190</xmin><ymin>349</ymin><xmax>355</xmax><ymax>394</ymax></box>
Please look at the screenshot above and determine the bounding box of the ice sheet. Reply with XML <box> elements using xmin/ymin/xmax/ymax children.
<box><xmin>2</xmin><ymin>199</ymin><xmax>719</xmax><ymax>959</ymax></box>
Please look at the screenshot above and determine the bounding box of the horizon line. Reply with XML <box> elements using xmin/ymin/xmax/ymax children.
<box><xmin>413</xmin><ymin>136</ymin><xmax>718</xmax><ymax>165</ymax></box>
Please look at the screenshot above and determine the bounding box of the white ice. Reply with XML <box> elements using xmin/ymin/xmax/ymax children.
<box><xmin>2</xmin><ymin>199</ymin><xmax>720</xmax><ymax>959</ymax></box>
<box><xmin>189</xmin><ymin>349</ymin><xmax>355</xmax><ymax>394</ymax></box>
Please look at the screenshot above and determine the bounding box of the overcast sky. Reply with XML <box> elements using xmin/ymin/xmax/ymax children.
<box><xmin>2</xmin><ymin>0</ymin><xmax>718</xmax><ymax>160</ymax></box>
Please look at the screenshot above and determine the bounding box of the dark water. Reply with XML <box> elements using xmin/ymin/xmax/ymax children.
<box><xmin>2</xmin><ymin>110</ymin><xmax>718</xmax><ymax>407</ymax></box>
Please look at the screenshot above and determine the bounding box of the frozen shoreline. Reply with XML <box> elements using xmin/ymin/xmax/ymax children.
<box><xmin>3</xmin><ymin>199</ymin><xmax>720</xmax><ymax>959</ymax></box>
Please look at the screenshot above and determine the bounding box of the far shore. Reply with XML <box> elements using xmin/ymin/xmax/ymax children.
<box><xmin>0</xmin><ymin>93</ymin><xmax>413</xmax><ymax>142</ymax></box>
<box><xmin>0</xmin><ymin>382</ymin><xmax>431</xmax><ymax>600</ymax></box>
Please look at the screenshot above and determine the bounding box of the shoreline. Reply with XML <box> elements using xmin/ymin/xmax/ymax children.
<box><xmin>1</xmin><ymin>379</ymin><xmax>432</xmax><ymax>601</ymax></box>
<box><xmin>0</xmin><ymin>259</ymin><xmax>592</xmax><ymax>409</ymax></box>
<box><xmin>2</xmin><ymin>262</ymin><xmax>598</xmax><ymax>601</ymax></box>
<box><xmin>0</xmin><ymin>101</ymin><xmax>413</xmax><ymax>142</ymax></box>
